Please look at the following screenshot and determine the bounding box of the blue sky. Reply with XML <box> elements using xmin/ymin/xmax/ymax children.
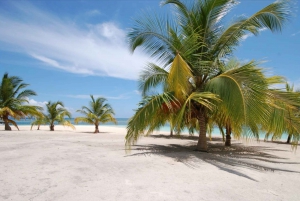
<box><xmin>0</xmin><ymin>0</ymin><xmax>299</xmax><ymax>118</ymax></box>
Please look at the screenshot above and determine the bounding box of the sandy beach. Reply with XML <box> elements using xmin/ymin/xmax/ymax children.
<box><xmin>0</xmin><ymin>125</ymin><xmax>299</xmax><ymax>201</ymax></box>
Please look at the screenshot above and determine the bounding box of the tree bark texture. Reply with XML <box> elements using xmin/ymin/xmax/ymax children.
<box><xmin>196</xmin><ymin>113</ymin><xmax>208</xmax><ymax>152</ymax></box>
<box><xmin>170</xmin><ymin>129</ymin><xmax>173</xmax><ymax>137</ymax></box>
<box><xmin>50</xmin><ymin>124</ymin><xmax>54</xmax><ymax>131</ymax></box>
<box><xmin>225</xmin><ymin>124</ymin><xmax>232</xmax><ymax>146</ymax></box>
<box><xmin>94</xmin><ymin>124</ymin><xmax>99</xmax><ymax>133</ymax></box>
<box><xmin>3</xmin><ymin>115</ymin><xmax>11</xmax><ymax>131</ymax></box>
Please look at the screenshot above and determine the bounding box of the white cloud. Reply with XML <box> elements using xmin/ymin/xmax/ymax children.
<box><xmin>0</xmin><ymin>2</ymin><xmax>150</xmax><ymax>80</ymax></box>
<box><xmin>291</xmin><ymin>31</ymin><xmax>300</xmax><ymax>37</ymax></box>
<box><xmin>25</xmin><ymin>98</ymin><xmax>48</xmax><ymax>111</ymax></box>
<box><xmin>241</xmin><ymin>28</ymin><xmax>267</xmax><ymax>41</ymax></box>
<box><xmin>25</xmin><ymin>98</ymin><xmax>78</xmax><ymax>116</ymax></box>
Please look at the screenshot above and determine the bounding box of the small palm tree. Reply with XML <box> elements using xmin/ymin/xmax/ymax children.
<box><xmin>30</xmin><ymin>116</ymin><xmax>46</xmax><ymax>130</ymax></box>
<box><xmin>43</xmin><ymin>101</ymin><xmax>74</xmax><ymax>131</ymax></box>
<box><xmin>75</xmin><ymin>95</ymin><xmax>117</xmax><ymax>133</ymax></box>
<box><xmin>0</xmin><ymin>73</ymin><xmax>42</xmax><ymax>130</ymax></box>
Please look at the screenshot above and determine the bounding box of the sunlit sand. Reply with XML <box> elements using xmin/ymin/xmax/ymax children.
<box><xmin>0</xmin><ymin>125</ymin><xmax>299</xmax><ymax>201</ymax></box>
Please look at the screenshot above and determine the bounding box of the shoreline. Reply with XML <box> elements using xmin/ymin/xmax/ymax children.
<box><xmin>3</xmin><ymin>124</ymin><xmax>293</xmax><ymax>144</ymax></box>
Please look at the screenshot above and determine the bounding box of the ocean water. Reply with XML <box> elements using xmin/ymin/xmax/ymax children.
<box><xmin>11</xmin><ymin>118</ymin><xmax>289</xmax><ymax>140</ymax></box>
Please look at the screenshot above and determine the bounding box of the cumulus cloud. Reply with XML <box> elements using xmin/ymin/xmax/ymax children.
<box><xmin>25</xmin><ymin>98</ymin><xmax>48</xmax><ymax>111</ymax></box>
<box><xmin>26</xmin><ymin>98</ymin><xmax>78</xmax><ymax>116</ymax></box>
<box><xmin>0</xmin><ymin>1</ymin><xmax>150</xmax><ymax>80</ymax></box>
<box><xmin>241</xmin><ymin>28</ymin><xmax>267</xmax><ymax>41</ymax></box>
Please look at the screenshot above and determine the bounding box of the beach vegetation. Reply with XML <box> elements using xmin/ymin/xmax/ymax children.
<box><xmin>263</xmin><ymin>83</ymin><xmax>300</xmax><ymax>145</ymax></box>
<box><xmin>126</xmin><ymin>0</ymin><xmax>292</xmax><ymax>151</ymax></box>
<box><xmin>74</xmin><ymin>95</ymin><xmax>117</xmax><ymax>133</ymax></box>
<box><xmin>0</xmin><ymin>73</ymin><xmax>43</xmax><ymax>130</ymax></box>
<box><xmin>41</xmin><ymin>101</ymin><xmax>74</xmax><ymax>131</ymax></box>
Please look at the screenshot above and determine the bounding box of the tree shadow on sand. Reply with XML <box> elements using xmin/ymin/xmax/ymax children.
<box><xmin>125</xmin><ymin>137</ymin><xmax>300</xmax><ymax>181</ymax></box>
<box><xmin>80</xmin><ymin>132</ymin><xmax>111</xmax><ymax>134</ymax></box>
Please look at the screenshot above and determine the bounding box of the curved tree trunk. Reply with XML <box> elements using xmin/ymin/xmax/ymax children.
<box><xmin>50</xmin><ymin>124</ymin><xmax>54</xmax><ymax>131</ymax></box>
<box><xmin>225</xmin><ymin>124</ymin><xmax>232</xmax><ymax>146</ymax></box>
<box><xmin>287</xmin><ymin>134</ymin><xmax>291</xmax><ymax>144</ymax></box>
<box><xmin>196</xmin><ymin>113</ymin><xmax>208</xmax><ymax>152</ymax></box>
<box><xmin>3</xmin><ymin>115</ymin><xmax>11</xmax><ymax>131</ymax></box>
<box><xmin>4</xmin><ymin>121</ymin><xmax>11</xmax><ymax>130</ymax></box>
<box><xmin>94</xmin><ymin>124</ymin><xmax>99</xmax><ymax>133</ymax></box>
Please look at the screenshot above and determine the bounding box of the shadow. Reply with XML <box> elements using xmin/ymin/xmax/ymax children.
<box><xmin>80</xmin><ymin>132</ymin><xmax>112</xmax><ymax>134</ymax></box>
<box><xmin>147</xmin><ymin>134</ymin><xmax>224</xmax><ymax>142</ymax></box>
<box><xmin>125</xmin><ymin>142</ymin><xmax>300</xmax><ymax>181</ymax></box>
<box><xmin>264</xmin><ymin>140</ymin><xmax>300</xmax><ymax>146</ymax></box>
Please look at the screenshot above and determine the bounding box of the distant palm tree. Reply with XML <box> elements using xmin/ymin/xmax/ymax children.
<box><xmin>0</xmin><ymin>73</ymin><xmax>42</xmax><ymax>130</ymax></box>
<box><xmin>43</xmin><ymin>101</ymin><xmax>74</xmax><ymax>131</ymax></box>
<box><xmin>75</xmin><ymin>95</ymin><xmax>117</xmax><ymax>133</ymax></box>
<box><xmin>30</xmin><ymin>116</ymin><xmax>46</xmax><ymax>130</ymax></box>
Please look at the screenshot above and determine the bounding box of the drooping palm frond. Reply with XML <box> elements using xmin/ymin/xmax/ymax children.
<box><xmin>5</xmin><ymin>119</ymin><xmax>19</xmax><ymax>130</ymax></box>
<box><xmin>126</xmin><ymin>92</ymin><xmax>178</xmax><ymax>147</ymax></box>
<box><xmin>167</xmin><ymin>53</ymin><xmax>193</xmax><ymax>100</ymax></box>
<box><xmin>174</xmin><ymin>92</ymin><xmax>220</xmax><ymax>130</ymax></box>
<box><xmin>212</xmin><ymin>0</ymin><xmax>290</xmax><ymax>58</ymax></box>
<box><xmin>139</xmin><ymin>63</ymin><xmax>169</xmax><ymax>96</ymax></box>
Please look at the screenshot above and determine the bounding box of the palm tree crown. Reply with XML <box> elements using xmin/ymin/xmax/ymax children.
<box><xmin>0</xmin><ymin>73</ymin><xmax>42</xmax><ymax>130</ymax></box>
<box><xmin>42</xmin><ymin>101</ymin><xmax>74</xmax><ymax>131</ymax></box>
<box><xmin>126</xmin><ymin>0</ymin><xmax>292</xmax><ymax>151</ymax></box>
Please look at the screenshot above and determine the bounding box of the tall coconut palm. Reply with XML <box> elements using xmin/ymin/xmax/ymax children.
<box><xmin>126</xmin><ymin>0</ymin><xmax>291</xmax><ymax>151</ymax></box>
<box><xmin>0</xmin><ymin>73</ymin><xmax>42</xmax><ymax>130</ymax></box>
<box><xmin>74</xmin><ymin>95</ymin><xmax>117</xmax><ymax>133</ymax></box>
<box><xmin>43</xmin><ymin>101</ymin><xmax>74</xmax><ymax>131</ymax></box>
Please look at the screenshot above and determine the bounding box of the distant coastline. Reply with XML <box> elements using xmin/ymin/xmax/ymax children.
<box><xmin>8</xmin><ymin>118</ymin><xmax>289</xmax><ymax>141</ymax></box>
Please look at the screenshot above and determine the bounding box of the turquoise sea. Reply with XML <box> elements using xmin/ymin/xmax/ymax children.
<box><xmin>11</xmin><ymin>118</ymin><xmax>288</xmax><ymax>140</ymax></box>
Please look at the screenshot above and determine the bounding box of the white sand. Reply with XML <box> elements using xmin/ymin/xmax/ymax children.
<box><xmin>0</xmin><ymin>125</ymin><xmax>300</xmax><ymax>201</ymax></box>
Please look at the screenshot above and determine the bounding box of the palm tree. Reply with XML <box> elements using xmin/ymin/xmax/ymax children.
<box><xmin>74</xmin><ymin>95</ymin><xmax>117</xmax><ymax>133</ymax></box>
<box><xmin>0</xmin><ymin>73</ymin><xmax>42</xmax><ymax>130</ymax></box>
<box><xmin>30</xmin><ymin>116</ymin><xmax>46</xmax><ymax>130</ymax></box>
<box><xmin>126</xmin><ymin>0</ymin><xmax>291</xmax><ymax>151</ymax></box>
<box><xmin>43</xmin><ymin>101</ymin><xmax>74</xmax><ymax>131</ymax></box>
<box><xmin>263</xmin><ymin>83</ymin><xmax>300</xmax><ymax>144</ymax></box>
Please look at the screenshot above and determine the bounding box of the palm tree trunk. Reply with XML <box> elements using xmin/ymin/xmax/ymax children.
<box><xmin>287</xmin><ymin>134</ymin><xmax>291</xmax><ymax>144</ymax></box>
<box><xmin>94</xmin><ymin>124</ymin><xmax>99</xmax><ymax>133</ymax></box>
<box><xmin>3</xmin><ymin>115</ymin><xmax>11</xmax><ymax>131</ymax></box>
<box><xmin>37</xmin><ymin>125</ymin><xmax>40</xmax><ymax>130</ymax></box>
<box><xmin>50</xmin><ymin>124</ymin><xmax>54</xmax><ymax>131</ymax></box>
<box><xmin>4</xmin><ymin>121</ymin><xmax>11</xmax><ymax>130</ymax></box>
<box><xmin>196</xmin><ymin>113</ymin><xmax>208</xmax><ymax>152</ymax></box>
<box><xmin>225</xmin><ymin>124</ymin><xmax>232</xmax><ymax>146</ymax></box>
<box><xmin>170</xmin><ymin>128</ymin><xmax>173</xmax><ymax>137</ymax></box>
